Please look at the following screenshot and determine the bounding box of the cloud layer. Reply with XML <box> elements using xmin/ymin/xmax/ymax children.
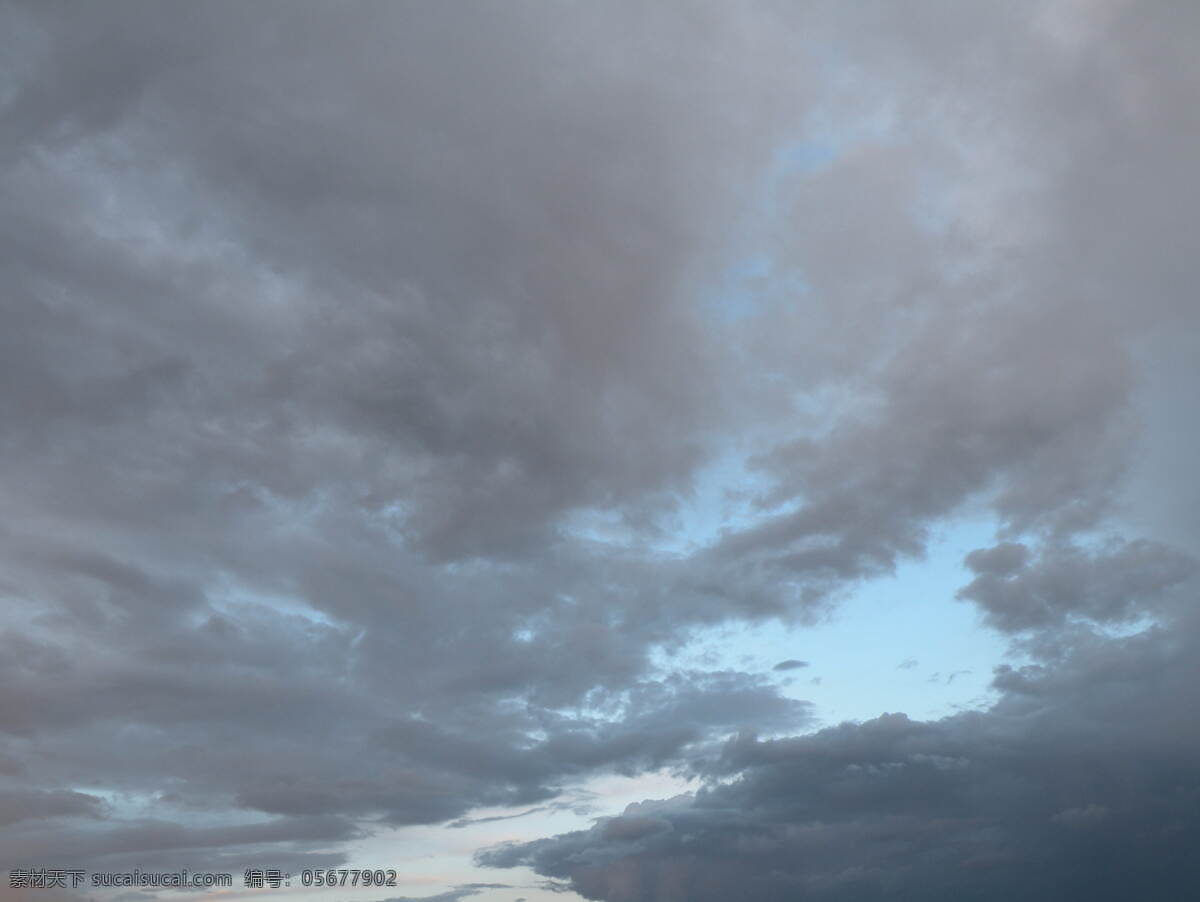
<box><xmin>2</xmin><ymin>1</ymin><xmax>1198</xmax><ymax>899</ymax></box>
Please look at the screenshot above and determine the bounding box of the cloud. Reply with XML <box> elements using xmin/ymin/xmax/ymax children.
<box><xmin>0</xmin><ymin>789</ymin><xmax>106</xmax><ymax>826</ymax></box>
<box><xmin>480</xmin><ymin>606</ymin><xmax>1200</xmax><ymax>900</ymax></box>
<box><xmin>446</xmin><ymin>808</ymin><xmax>548</xmax><ymax>830</ymax></box>
<box><xmin>1</xmin><ymin>0</ymin><xmax>1198</xmax><ymax>894</ymax></box>
<box><xmin>959</xmin><ymin>538</ymin><xmax>1195</xmax><ymax>632</ymax></box>
<box><xmin>0</xmin><ymin>0</ymin><xmax>816</xmax><ymax>867</ymax></box>
<box><xmin>771</xmin><ymin>659</ymin><xmax>810</xmax><ymax>671</ymax></box>
<box><xmin>374</xmin><ymin>885</ymin><xmax>511</xmax><ymax>902</ymax></box>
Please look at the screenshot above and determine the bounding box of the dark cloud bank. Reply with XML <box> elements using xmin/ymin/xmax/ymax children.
<box><xmin>1</xmin><ymin>1</ymin><xmax>1198</xmax><ymax>900</ymax></box>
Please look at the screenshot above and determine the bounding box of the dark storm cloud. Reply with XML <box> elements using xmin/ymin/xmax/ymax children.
<box><xmin>2</xmin><ymin>0</ymin><xmax>1199</xmax><ymax>896</ymax></box>
<box><xmin>480</xmin><ymin>608</ymin><xmax>1200</xmax><ymax>901</ymax></box>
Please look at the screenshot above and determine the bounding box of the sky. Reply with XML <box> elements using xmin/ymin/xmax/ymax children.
<box><xmin>1</xmin><ymin>2</ymin><xmax>1199</xmax><ymax>901</ymax></box>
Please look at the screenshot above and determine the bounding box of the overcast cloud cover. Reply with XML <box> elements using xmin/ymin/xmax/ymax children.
<box><xmin>2</xmin><ymin>1</ymin><xmax>1198</xmax><ymax>900</ymax></box>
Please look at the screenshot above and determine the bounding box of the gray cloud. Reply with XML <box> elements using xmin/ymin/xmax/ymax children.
<box><xmin>1</xmin><ymin>0</ymin><xmax>1198</xmax><ymax>896</ymax></box>
<box><xmin>374</xmin><ymin>885</ymin><xmax>511</xmax><ymax>902</ymax></box>
<box><xmin>0</xmin><ymin>789</ymin><xmax>105</xmax><ymax>827</ymax></box>
<box><xmin>0</xmin><ymin>0</ymin><xmax>814</xmax><ymax>868</ymax></box>
<box><xmin>959</xmin><ymin>538</ymin><xmax>1195</xmax><ymax>632</ymax></box>
<box><xmin>447</xmin><ymin>808</ymin><xmax>547</xmax><ymax>830</ymax></box>
<box><xmin>480</xmin><ymin>607</ymin><xmax>1200</xmax><ymax>900</ymax></box>
<box><xmin>771</xmin><ymin>659</ymin><xmax>809</xmax><ymax>672</ymax></box>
